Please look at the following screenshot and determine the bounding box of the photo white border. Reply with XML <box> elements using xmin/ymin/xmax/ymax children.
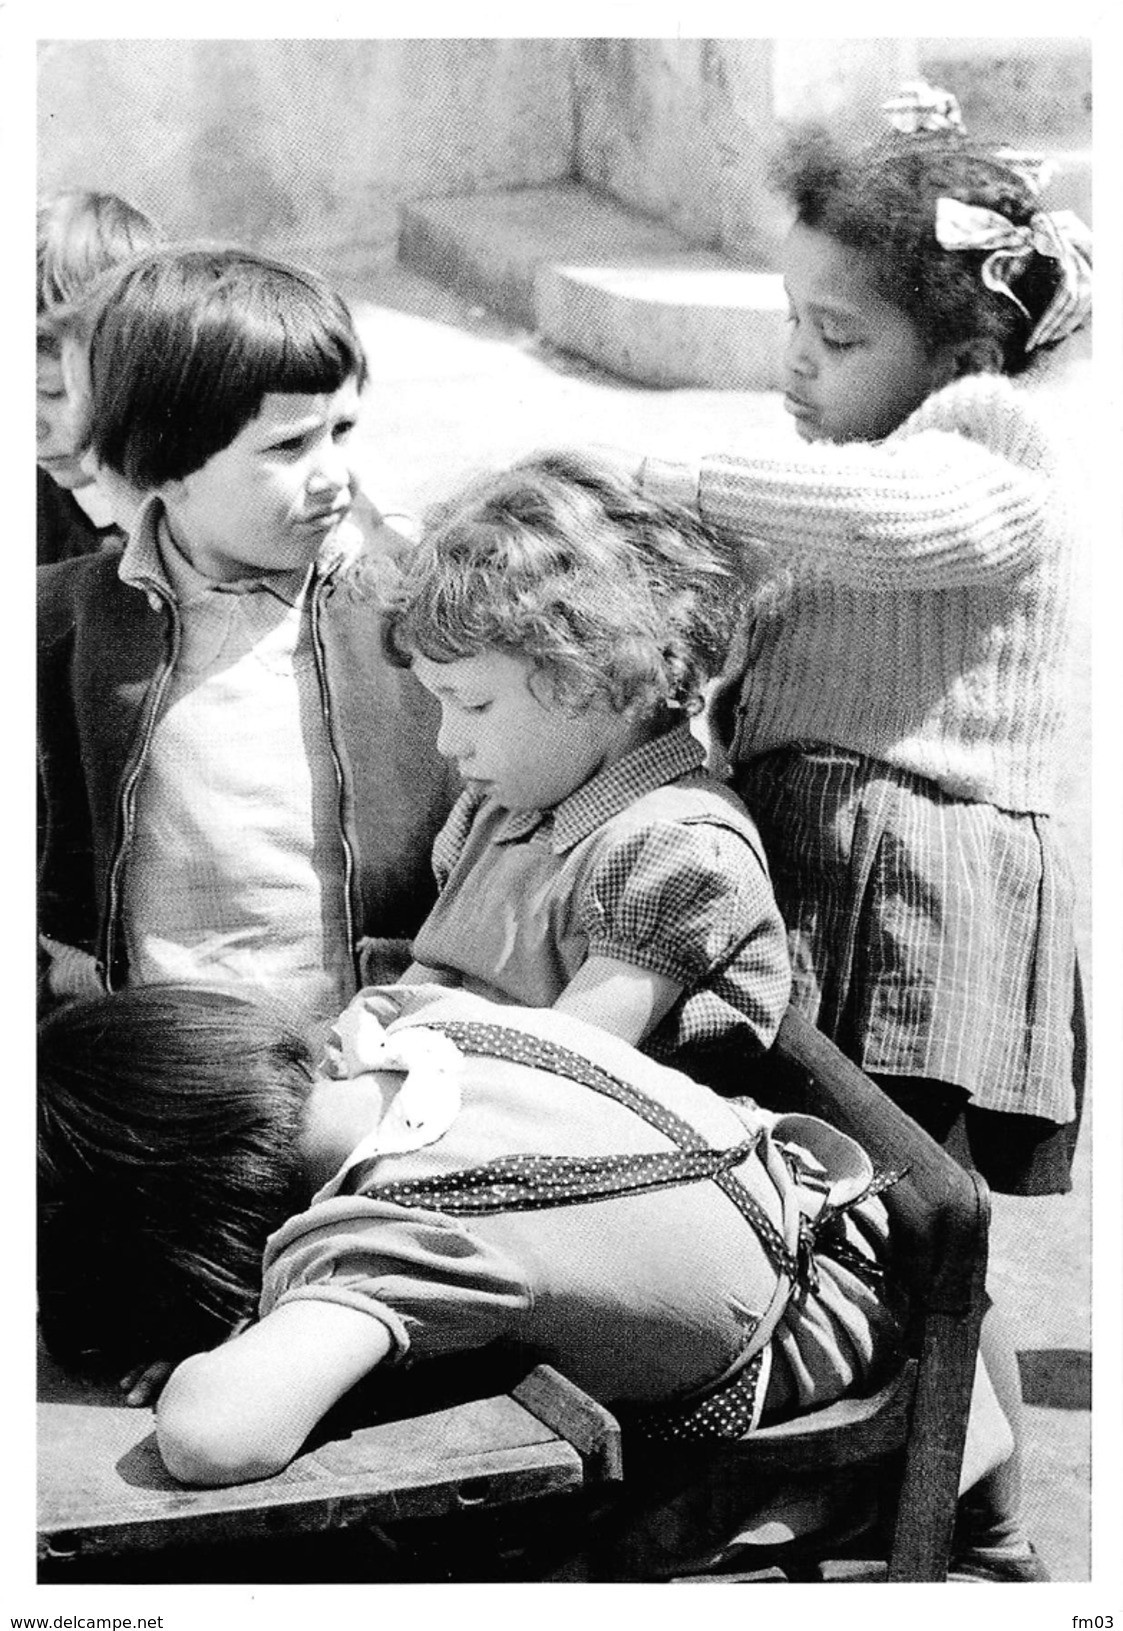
<box><xmin>7</xmin><ymin>6</ymin><xmax>1120</xmax><ymax>1627</ymax></box>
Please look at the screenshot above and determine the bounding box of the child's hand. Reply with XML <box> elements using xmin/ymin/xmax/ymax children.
<box><xmin>356</xmin><ymin>935</ymin><xmax>415</xmax><ymax>986</ymax></box>
<box><xmin>119</xmin><ymin>1359</ymin><xmax>174</xmax><ymax>1408</ymax></box>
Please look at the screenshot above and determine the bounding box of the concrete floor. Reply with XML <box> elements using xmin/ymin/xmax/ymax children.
<box><xmin>335</xmin><ymin>252</ymin><xmax>1094</xmax><ymax>1583</ymax></box>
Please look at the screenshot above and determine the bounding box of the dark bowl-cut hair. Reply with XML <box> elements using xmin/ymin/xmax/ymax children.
<box><xmin>38</xmin><ymin>985</ymin><xmax>314</xmax><ymax>1377</ymax></box>
<box><xmin>78</xmin><ymin>245</ymin><xmax>368</xmax><ymax>488</ymax></box>
<box><xmin>772</xmin><ymin>123</ymin><xmax>1065</xmax><ymax>375</ymax></box>
<box><xmin>36</xmin><ymin>190</ymin><xmax>164</xmax><ymax>354</ymax></box>
<box><xmin>381</xmin><ymin>450</ymin><xmax>744</xmax><ymax>721</ymax></box>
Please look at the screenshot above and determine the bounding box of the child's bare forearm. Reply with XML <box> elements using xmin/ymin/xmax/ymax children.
<box><xmin>156</xmin><ymin>1301</ymin><xmax>393</xmax><ymax>1486</ymax></box>
<box><xmin>555</xmin><ymin>955</ymin><xmax>682</xmax><ymax>1047</ymax></box>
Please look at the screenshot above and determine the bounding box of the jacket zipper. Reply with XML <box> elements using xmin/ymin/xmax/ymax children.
<box><xmin>310</xmin><ymin>571</ymin><xmax>358</xmax><ymax>981</ymax></box>
<box><xmin>101</xmin><ymin>590</ymin><xmax>181</xmax><ymax>990</ymax></box>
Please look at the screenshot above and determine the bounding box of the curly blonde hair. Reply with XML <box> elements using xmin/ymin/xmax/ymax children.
<box><xmin>382</xmin><ymin>451</ymin><xmax>743</xmax><ymax>720</ymax></box>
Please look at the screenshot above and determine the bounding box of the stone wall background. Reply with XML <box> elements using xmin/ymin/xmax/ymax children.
<box><xmin>38</xmin><ymin>37</ymin><xmax>1091</xmax><ymax>274</ymax></box>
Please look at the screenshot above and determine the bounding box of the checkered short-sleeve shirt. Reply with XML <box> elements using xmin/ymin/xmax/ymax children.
<box><xmin>413</xmin><ymin>726</ymin><xmax>792</xmax><ymax>1077</ymax></box>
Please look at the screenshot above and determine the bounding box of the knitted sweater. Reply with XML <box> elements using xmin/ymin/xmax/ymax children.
<box><xmin>641</xmin><ymin>373</ymin><xmax>1076</xmax><ymax>814</ymax></box>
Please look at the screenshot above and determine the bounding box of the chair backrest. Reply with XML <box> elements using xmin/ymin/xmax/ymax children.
<box><xmin>569</xmin><ymin>1007</ymin><xmax>992</xmax><ymax>1584</ymax></box>
<box><xmin>762</xmin><ymin>1005</ymin><xmax>992</xmax><ymax>1580</ymax></box>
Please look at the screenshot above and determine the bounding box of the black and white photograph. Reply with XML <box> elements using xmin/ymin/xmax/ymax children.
<box><xmin>12</xmin><ymin>9</ymin><xmax>1120</xmax><ymax>1619</ymax></box>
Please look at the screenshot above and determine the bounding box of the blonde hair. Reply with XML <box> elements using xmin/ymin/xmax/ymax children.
<box><xmin>37</xmin><ymin>190</ymin><xmax>163</xmax><ymax>353</ymax></box>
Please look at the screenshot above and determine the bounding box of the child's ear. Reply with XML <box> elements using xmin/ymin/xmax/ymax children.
<box><xmin>946</xmin><ymin>337</ymin><xmax>1005</xmax><ymax>379</ymax></box>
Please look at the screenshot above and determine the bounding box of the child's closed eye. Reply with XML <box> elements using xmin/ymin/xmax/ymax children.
<box><xmin>819</xmin><ymin>328</ymin><xmax>860</xmax><ymax>352</ymax></box>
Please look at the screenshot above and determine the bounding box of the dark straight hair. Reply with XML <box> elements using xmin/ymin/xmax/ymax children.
<box><xmin>38</xmin><ymin>984</ymin><xmax>314</xmax><ymax>1375</ymax></box>
<box><xmin>80</xmin><ymin>244</ymin><xmax>368</xmax><ymax>487</ymax></box>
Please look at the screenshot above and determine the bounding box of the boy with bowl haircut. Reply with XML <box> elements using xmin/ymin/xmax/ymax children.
<box><xmin>38</xmin><ymin>245</ymin><xmax>458</xmax><ymax>1020</ymax></box>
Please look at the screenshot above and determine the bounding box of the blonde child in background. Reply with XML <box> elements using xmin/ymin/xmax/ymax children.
<box><xmin>638</xmin><ymin>82</ymin><xmax>1091</xmax><ymax>1582</ymax></box>
<box><xmin>36</xmin><ymin>190</ymin><xmax>164</xmax><ymax>564</ymax></box>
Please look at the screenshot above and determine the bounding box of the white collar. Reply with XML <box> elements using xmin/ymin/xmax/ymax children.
<box><xmin>69</xmin><ymin>479</ymin><xmax>119</xmax><ymax>531</ymax></box>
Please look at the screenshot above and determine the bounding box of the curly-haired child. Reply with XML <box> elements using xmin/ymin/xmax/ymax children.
<box><xmin>372</xmin><ymin>450</ymin><xmax>792</xmax><ymax>1090</ymax></box>
<box><xmin>638</xmin><ymin>82</ymin><xmax>1091</xmax><ymax>1582</ymax></box>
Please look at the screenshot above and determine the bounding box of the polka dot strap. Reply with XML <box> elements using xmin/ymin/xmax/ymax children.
<box><xmin>622</xmin><ymin>1347</ymin><xmax>766</xmax><ymax>1445</ymax></box>
<box><xmin>428</xmin><ymin>1020</ymin><xmax>706</xmax><ymax>1143</ymax></box>
<box><xmin>413</xmin><ymin>1019</ymin><xmax>802</xmax><ymax>1285</ymax></box>
<box><xmin>406</xmin><ymin>1020</ymin><xmax>781</xmax><ymax>1446</ymax></box>
<box><xmin>371</xmin><ymin>1140</ymin><xmax>760</xmax><ymax>1215</ymax></box>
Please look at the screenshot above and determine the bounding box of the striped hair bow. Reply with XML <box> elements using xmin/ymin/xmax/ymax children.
<box><xmin>935</xmin><ymin>195</ymin><xmax>1092</xmax><ymax>352</ymax></box>
<box><xmin>883</xmin><ymin>80</ymin><xmax>963</xmax><ymax>135</ymax></box>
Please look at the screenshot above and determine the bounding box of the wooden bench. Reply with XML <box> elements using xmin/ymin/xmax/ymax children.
<box><xmin>38</xmin><ymin>1345</ymin><xmax>621</xmax><ymax>1582</ymax></box>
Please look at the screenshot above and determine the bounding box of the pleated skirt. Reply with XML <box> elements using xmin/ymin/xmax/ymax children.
<box><xmin>737</xmin><ymin>747</ymin><xmax>1084</xmax><ymax>1195</ymax></box>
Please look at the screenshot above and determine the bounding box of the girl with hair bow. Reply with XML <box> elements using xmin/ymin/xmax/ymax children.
<box><xmin>636</xmin><ymin>81</ymin><xmax>1091</xmax><ymax>1582</ymax></box>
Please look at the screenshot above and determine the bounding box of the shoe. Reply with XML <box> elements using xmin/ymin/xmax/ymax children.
<box><xmin>948</xmin><ymin>1542</ymin><xmax>1051</xmax><ymax>1583</ymax></box>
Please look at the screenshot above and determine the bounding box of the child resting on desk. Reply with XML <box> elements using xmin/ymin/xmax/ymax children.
<box><xmin>38</xmin><ymin>981</ymin><xmax>901</xmax><ymax>1507</ymax></box>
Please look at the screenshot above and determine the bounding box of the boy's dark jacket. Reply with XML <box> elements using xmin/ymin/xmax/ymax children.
<box><xmin>37</xmin><ymin>467</ymin><xmax>123</xmax><ymax>567</ymax></box>
<box><xmin>38</xmin><ymin>536</ymin><xmax>459</xmax><ymax>992</ymax></box>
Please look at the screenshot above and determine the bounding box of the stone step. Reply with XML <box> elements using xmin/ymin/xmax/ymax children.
<box><xmin>400</xmin><ymin>123</ymin><xmax>1089</xmax><ymax>392</ymax></box>
<box><xmin>400</xmin><ymin>182</ymin><xmax>784</xmax><ymax>389</ymax></box>
<box><xmin>399</xmin><ymin>182</ymin><xmax>708</xmax><ymax>332</ymax></box>
<box><xmin>538</xmin><ymin>259</ymin><xmax>786</xmax><ymax>389</ymax></box>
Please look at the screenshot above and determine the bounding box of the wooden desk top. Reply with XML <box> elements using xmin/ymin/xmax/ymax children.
<box><xmin>39</xmin><ymin>1347</ymin><xmax>621</xmax><ymax>1568</ymax></box>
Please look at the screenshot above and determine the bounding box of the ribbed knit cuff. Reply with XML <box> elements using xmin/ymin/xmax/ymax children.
<box><xmin>639</xmin><ymin>455</ymin><xmax>701</xmax><ymax>514</ymax></box>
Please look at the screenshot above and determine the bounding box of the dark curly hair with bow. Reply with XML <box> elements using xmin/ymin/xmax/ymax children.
<box><xmin>773</xmin><ymin>122</ymin><xmax>1065</xmax><ymax>375</ymax></box>
<box><xmin>382</xmin><ymin>451</ymin><xmax>744</xmax><ymax>722</ymax></box>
